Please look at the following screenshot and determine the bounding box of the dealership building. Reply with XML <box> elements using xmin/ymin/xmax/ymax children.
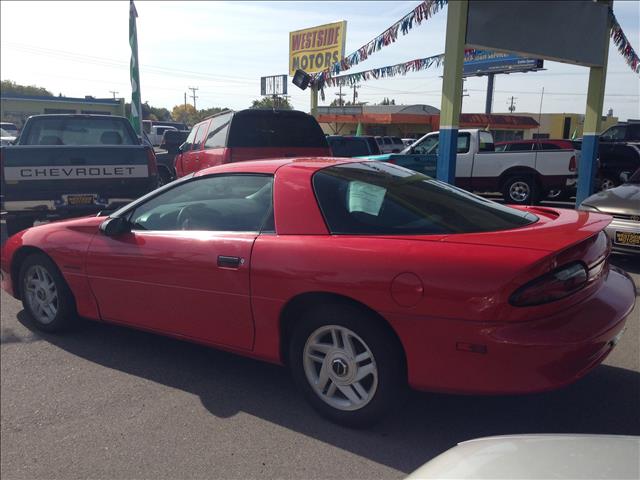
<box><xmin>0</xmin><ymin>93</ymin><xmax>125</xmax><ymax>128</ymax></box>
<box><xmin>317</xmin><ymin>104</ymin><xmax>541</xmax><ymax>141</ymax></box>
<box><xmin>317</xmin><ymin>104</ymin><xmax>620</xmax><ymax>141</ymax></box>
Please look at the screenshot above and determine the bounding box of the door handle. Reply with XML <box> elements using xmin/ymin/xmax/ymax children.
<box><xmin>218</xmin><ymin>255</ymin><xmax>242</xmax><ymax>268</ymax></box>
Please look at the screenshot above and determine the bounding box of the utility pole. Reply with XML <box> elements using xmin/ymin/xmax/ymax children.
<box><xmin>352</xmin><ymin>85</ymin><xmax>360</xmax><ymax>104</ymax></box>
<box><xmin>335</xmin><ymin>85</ymin><xmax>346</xmax><ymax>106</ymax></box>
<box><xmin>109</xmin><ymin>90</ymin><xmax>119</xmax><ymax>100</ymax></box>
<box><xmin>507</xmin><ymin>96</ymin><xmax>517</xmax><ymax>113</ymax></box>
<box><xmin>188</xmin><ymin>86</ymin><xmax>199</xmax><ymax>110</ymax></box>
<box><xmin>484</xmin><ymin>73</ymin><xmax>494</xmax><ymax>114</ymax></box>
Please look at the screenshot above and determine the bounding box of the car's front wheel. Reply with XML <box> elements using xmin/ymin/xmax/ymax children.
<box><xmin>289</xmin><ymin>304</ymin><xmax>406</xmax><ymax>427</ymax></box>
<box><xmin>19</xmin><ymin>254</ymin><xmax>76</xmax><ymax>332</ymax></box>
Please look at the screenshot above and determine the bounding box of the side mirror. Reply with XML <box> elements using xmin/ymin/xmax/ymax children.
<box><xmin>619</xmin><ymin>171</ymin><xmax>630</xmax><ymax>183</ymax></box>
<box><xmin>100</xmin><ymin>217</ymin><xmax>131</xmax><ymax>236</ymax></box>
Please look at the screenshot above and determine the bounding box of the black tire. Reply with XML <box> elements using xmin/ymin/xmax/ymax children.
<box><xmin>18</xmin><ymin>253</ymin><xmax>76</xmax><ymax>332</ymax></box>
<box><xmin>289</xmin><ymin>303</ymin><xmax>406</xmax><ymax>428</ymax></box>
<box><xmin>157</xmin><ymin>168</ymin><xmax>173</xmax><ymax>187</ymax></box>
<box><xmin>502</xmin><ymin>175</ymin><xmax>540</xmax><ymax>205</ymax></box>
<box><xmin>6</xmin><ymin>217</ymin><xmax>35</xmax><ymax>237</ymax></box>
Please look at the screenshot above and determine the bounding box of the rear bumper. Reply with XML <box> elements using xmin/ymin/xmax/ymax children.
<box><xmin>391</xmin><ymin>267</ymin><xmax>636</xmax><ymax>394</ymax></box>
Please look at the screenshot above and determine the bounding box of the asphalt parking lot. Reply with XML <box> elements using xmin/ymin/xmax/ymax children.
<box><xmin>1</xmin><ymin>220</ymin><xmax>639</xmax><ymax>480</ymax></box>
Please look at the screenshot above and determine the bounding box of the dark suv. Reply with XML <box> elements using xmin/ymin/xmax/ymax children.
<box><xmin>175</xmin><ymin>109</ymin><xmax>330</xmax><ymax>177</ymax></box>
<box><xmin>327</xmin><ymin>135</ymin><xmax>381</xmax><ymax>157</ymax></box>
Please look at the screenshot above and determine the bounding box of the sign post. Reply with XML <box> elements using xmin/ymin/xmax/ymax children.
<box><xmin>438</xmin><ymin>0</ymin><xmax>468</xmax><ymax>185</ymax></box>
<box><xmin>310</xmin><ymin>85</ymin><xmax>318</xmax><ymax>117</ymax></box>
<box><xmin>577</xmin><ymin>41</ymin><xmax>610</xmax><ymax>204</ymax></box>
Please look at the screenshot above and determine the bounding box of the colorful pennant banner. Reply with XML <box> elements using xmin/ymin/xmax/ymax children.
<box><xmin>315</xmin><ymin>54</ymin><xmax>444</xmax><ymax>91</ymax></box>
<box><xmin>314</xmin><ymin>0</ymin><xmax>447</xmax><ymax>81</ymax></box>
<box><xmin>609</xmin><ymin>8</ymin><xmax>640</xmax><ymax>74</ymax></box>
<box><xmin>314</xmin><ymin>3</ymin><xmax>638</xmax><ymax>94</ymax></box>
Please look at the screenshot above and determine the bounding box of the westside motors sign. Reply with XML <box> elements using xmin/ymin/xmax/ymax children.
<box><xmin>289</xmin><ymin>21</ymin><xmax>346</xmax><ymax>76</ymax></box>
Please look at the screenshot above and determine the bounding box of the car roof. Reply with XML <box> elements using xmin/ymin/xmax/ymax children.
<box><xmin>193</xmin><ymin>157</ymin><xmax>357</xmax><ymax>177</ymax></box>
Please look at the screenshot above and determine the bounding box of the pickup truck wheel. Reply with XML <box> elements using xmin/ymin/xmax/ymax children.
<box><xmin>289</xmin><ymin>304</ymin><xmax>406</xmax><ymax>427</ymax></box>
<box><xmin>19</xmin><ymin>254</ymin><xmax>76</xmax><ymax>332</ymax></box>
<box><xmin>6</xmin><ymin>217</ymin><xmax>35</xmax><ymax>237</ymax></box>
<box><xmin>503</xmin><ymin>176</ymin><xmax>539</xmax><ymax>205</ymax></box>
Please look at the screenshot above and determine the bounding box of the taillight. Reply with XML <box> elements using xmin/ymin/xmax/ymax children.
<box><xmin>145</xmin><ymin>147</ymin><xmax>158</xmax><ymax>175</ymax></box>
<box><xmin>569</xmin><ymin>155</ymin><xmax>576</xmax><ymax>172</ymax></box>
<box><xmin>510</xmin><ymin>262</ymin><xmax>588</xmax><ymax>307</ymax></box>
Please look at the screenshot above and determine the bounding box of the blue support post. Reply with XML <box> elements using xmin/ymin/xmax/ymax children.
<box><xmin>438</xmin><ymin>128</ymin><xmax>458</xmax><ymax>184</ymax></box>
<box><xmin>576</xmin><ymin>134</ymin><xmax>599</xmax><ymax>204</ymax></box>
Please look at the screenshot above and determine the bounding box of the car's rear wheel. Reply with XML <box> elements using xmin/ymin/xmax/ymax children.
<box><xmin>503</xmin><ymin>176</ymin><xmax>539</xmax><ymax>205</ymax></box>
<box><xmin>19</xmin><ymin>254</ymin><xmax>76</xmax><ymax>332</ymax></box>
<box><xmin>289</xmin><ymin>303</ymin><xmax>405</xmax><ymax>427</ymax></box>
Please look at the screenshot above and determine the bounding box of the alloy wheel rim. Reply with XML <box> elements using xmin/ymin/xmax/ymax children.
<box><xmin>23</xmin><ymin>265</ymin><xmax>58</xmax><ymax>324</ymax></box>
<box><xmin>303</xmin><ymin>325</ymin><xmax>378</xmax><ymax>411</ymax></box>
<box><xmin>509</xmin><ymin>181</ymin><xmax>530</xmax><ymax>202</ymax></box>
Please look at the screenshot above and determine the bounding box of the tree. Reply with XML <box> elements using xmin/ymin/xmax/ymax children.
<box><xmin>250</xmin><ymin>96</ymin><xmax>292</xmax><ymax>110</ymax></box>
<box><xmin>171</xmin><ymin>103</ymin><xmax>199</xmax><ymax>125</ymax></box>
<box><xmin>1</xmin><ymin>79</ymin><xmax>53</xmax><ymax>97</ymax></box>
<box><xmin>149</xmin><ymin>106</ymin><xmax>171</xmax><ymax>121</ymax></box>
<box><xmin>379</xmin><ymin>97</ymin><xmax>396</xmax><ymax>106</ymax></box>
<box><xmin>198</xmin><ymin>106</ymin><xmax>228</xmax><ymax>120</ymax></box>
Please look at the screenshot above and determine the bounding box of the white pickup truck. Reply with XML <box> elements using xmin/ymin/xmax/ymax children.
<box><xmin>367</xmin><ymin>129</ymin><xmax>578</xmax><ymax>204</ymax></box>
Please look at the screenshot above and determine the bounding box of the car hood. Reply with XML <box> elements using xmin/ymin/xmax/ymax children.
<box><xmin>581</xmin><ymin>183</ymin><xmax>640</xmax><ymax>215</ymax></box>
<box><xmin>406</xmin><ymin>434</ymin><xmax>640</xmax><ymax>479</ymax></box>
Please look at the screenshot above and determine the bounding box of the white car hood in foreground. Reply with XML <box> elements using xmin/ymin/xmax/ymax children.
<box><xmin>406</xmin><ymin>434</ymin><xmax>640</xmax><ymax>479</ymax></box>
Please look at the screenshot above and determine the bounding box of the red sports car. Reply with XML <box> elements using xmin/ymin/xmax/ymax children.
<box><xmin>1</xmin><ymin>158</ymin><xmax>636</xmax><ymax>426</ymax></box>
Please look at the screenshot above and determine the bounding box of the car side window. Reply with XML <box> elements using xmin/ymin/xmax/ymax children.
<box><xmin>192</xmin><ymin>120</ymin><xmax>209</xmax><ymax>150</ymax></box>
<box><xmin>128</xmin><ymin>174</ymin><xmax>274</xmax><ymax>232</ymax></box>
<box><xmin>413</xmin><ymin>135</ymin><xmax>439</xmax><ymax>155</ymax></box>
<box><xmin>600</xmin><ymin>126</ymin><xmax>625</xmax><ymax>142</ymax></box>
<box><xmin>182</xmin><ymin>127</ymin><xmax>197</xmax><ymax>151</ymax></box>
<box><xmin>204</xmin><ymin>113</ymin><xmax>232</xmax><ymax>149</ymax></box>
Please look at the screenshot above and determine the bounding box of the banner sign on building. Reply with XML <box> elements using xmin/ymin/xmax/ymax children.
<box><xmin>463</xmin><ymin>50</ymin><xmax>543</xmax><ymax>77</ymax></box>
<box><xmin>289</xmin><ymin>21</ymin><xmax>347</xmax><ymax>76</ymax></box>
<box><xmin>261</xmin><ymin>75</ymin><xmax>288</xmax><ymax>96</ymax></box>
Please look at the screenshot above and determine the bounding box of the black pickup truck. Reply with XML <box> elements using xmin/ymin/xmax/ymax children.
<box><xmin>1</xmin><ymin>114</ymin><xmax>158</xmax><ymax>235</ymax></box>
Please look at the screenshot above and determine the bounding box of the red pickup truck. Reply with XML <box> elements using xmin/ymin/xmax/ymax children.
<box><xmin>175</xmin><ymin>109</ymin><xmax>330</xmax><ymax>177</ymax></box>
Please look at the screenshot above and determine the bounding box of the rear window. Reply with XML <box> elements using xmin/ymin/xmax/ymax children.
<box><xmin>25</xmin><ymin>117</ymin><xmax>136</xmax><ymax>145</ymax></box>
<box><xmin>507</xmin><ymin>143</ymin><xmax>533</xmax><ymax>151</ymax></box>
<box><xmin>313</xmin><ymin>162</ymin><xmax>537</xmax><ymax>235</ymax></box>
<box><xmin>328</xmin><ymin>137</ymin><xmax>371</xmax><ymax>157</ymax></box>
<box><xmin>540</xmin><ymin>142</ymin><xmax>561</xmax><ymax>150</ymax></box>
<box><xmin>227</xmin><ymin>111</ymin><xmax>328</xmax><ymax>148</ymax></box>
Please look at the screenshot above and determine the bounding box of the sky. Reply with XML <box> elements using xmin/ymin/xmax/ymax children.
<box><xmin>1</xmin><ymin>1</ymin><xmax>639</xmax><ymax>120</ymax></box>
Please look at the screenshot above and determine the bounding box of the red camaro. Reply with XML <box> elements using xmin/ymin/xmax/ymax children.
<box><xmin>1</xmin><ymin>158</ymin><xmax>636</xmax><ymax>426</ymax></box>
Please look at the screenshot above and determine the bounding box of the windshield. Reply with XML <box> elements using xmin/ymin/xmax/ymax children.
<box><xmin>313</xmin><ymin>162</ymin><xmax>538</xmax><ymax>235</ymax></box>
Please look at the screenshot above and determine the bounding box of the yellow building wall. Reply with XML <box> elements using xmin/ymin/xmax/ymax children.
<box><xmin>1</xmin><ymin>98</ymin><xmax>125</xmax><ymax>128</ymax></box>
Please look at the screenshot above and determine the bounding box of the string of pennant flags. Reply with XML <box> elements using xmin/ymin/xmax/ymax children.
<box><xmin>312</xmin><ymin>1</ymin><xmax>639</xmax><ymax>94</ymax></box>
<box><xmin>314</xmin><ymin>50</ymin><xmax>490</xmax><ymax>92</ymax></box>
<box><xmin>313</xmin><ymin>0</ymin><xmax>447</xmax><ymax>82</ymax></box>
<box><xmin>609</xmin><ymin>8</ymin><xmax>640</xmax><ymax>74</ymax></box>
